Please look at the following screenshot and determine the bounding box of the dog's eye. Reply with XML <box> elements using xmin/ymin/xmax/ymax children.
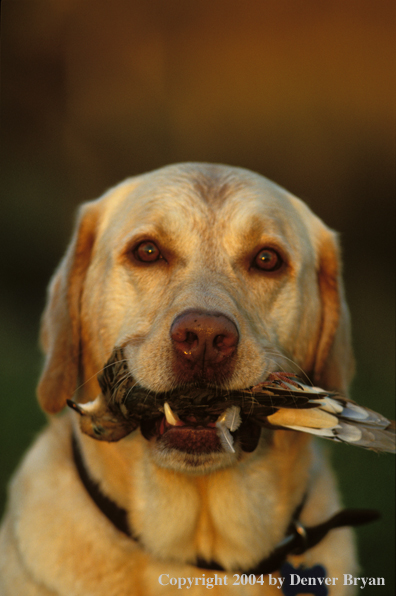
<box><xmin>254</xmin><ymin>248</ymin><xmax>283</xmax><ymax>272</ymax></box>
<box><xmin>134</xmin><ymin>241</ymin><xmax>162</xmax><ymax>263</ymax></box>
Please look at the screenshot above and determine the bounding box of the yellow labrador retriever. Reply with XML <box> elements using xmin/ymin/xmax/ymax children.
<box><xmin>0</xmin><ymin>163</ymin><xmax>358</xmax><ymax>595</ymax></box>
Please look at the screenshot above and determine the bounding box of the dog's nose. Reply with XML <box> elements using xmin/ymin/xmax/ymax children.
<box><xmin>170</xmin><ymin>310</ymin><xmax>239</xmax><ymax>364</ymax></box>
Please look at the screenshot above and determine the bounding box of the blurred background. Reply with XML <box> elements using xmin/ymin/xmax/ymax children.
<box><xmin>1</xmin><ymin>0</ymin><xmax>394</xmax><ymax>590</ymax></box>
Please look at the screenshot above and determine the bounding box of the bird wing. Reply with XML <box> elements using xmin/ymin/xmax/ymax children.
<box><xmin>261</xmin><ymin>383</ymin><xmax>395</xmax><ymax>453</ymax></box>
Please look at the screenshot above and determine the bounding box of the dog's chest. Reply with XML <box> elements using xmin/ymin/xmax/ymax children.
<box><xmin>129</xmin><ymin>453</ymin><xmax>290</xmax><ymax>571</ymax></box>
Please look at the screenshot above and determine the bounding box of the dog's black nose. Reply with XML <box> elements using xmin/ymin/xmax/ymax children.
<box><xmin>170</xmin><ymin>310</ymin><xmax>239</xmax><ymax>365</ymax></box>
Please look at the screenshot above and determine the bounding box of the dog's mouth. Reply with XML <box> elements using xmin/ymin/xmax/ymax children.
<box><xmin>67</xmin><ymin>346</ymin><xmax>317</xmax><ymax>455</ymax></box>
<box><xmin>139</xmin><ymin>405</ymin><xmax>262</xmax><ymax>454</ymax></box>
<box><xmin>67</xmin><ymin>346</ymin><xmax>396</xmax><ymax>458</ymax></box>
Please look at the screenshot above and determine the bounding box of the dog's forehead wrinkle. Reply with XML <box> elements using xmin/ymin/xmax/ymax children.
<box><xmin>223</xmin><ymin>193</ymin><xmax>309</xmax><ymax>239</ymax></box>
<box><xmin>113</xmin><ymin>194</ymin><xmax>214</xmax><ymax>249</ymax></box>
<box><xmin>189</xmin><ymin>169</ymin><xmax>248</xmax><ymax>210</ymax></box>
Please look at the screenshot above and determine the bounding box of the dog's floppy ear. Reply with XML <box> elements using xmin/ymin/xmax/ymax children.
<box><xmin>37</xmin><ymin>201</ymin><xmax>101</xmax><ymax>413</ymax></box>
<box><xmin>312</xmin><ymin>229</ymin><xmax>355</xmax><ymax>394</ymax></box>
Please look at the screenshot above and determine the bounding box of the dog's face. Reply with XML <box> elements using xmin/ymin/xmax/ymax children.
<box><xmin>37</xmin><ymin>163</ymin><xmax>353</xmax><ymax>473</ymax></box>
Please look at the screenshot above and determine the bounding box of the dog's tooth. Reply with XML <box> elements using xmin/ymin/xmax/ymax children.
<box><xmin>216</xmin><ymin>411</ymin><xmax>227</xmax><ymax>425</ymax></box>
<box><xmin>164</xmin><ymin>402</ymin><xmax>180</xmax><ymax>426</ymax></box>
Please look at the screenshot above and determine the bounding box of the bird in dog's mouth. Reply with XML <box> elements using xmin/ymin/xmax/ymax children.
<box><xmin>67</xmin><ymin>346</ymin><xmax>396</xmax><ymax>454</ymax></box>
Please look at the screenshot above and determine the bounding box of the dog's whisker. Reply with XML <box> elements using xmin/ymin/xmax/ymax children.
<box><xmin>263</xmin><ymin>349</ymin><xmax>313</xmax><ymax>385</ymax></box>
<box><xmin>74</xmin><ymin>358</ymin><xmax>131</xmax><ymax>395</ymax></box>
<box><xmin>263</xmin><ymin>351</ymin><xmax>315</xmax><ymax>410</ymax></box>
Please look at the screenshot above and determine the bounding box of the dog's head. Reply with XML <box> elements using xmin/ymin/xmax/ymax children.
<box><xmin>37</xmin><ymin>163</ymin><xmax>353</xmax><ymax>472</ymax></box>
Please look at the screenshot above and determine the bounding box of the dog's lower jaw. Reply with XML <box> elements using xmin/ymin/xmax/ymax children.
<box><xmin>150</xmin><ymin>442</ymin><xmax>239</xmax><ymax>474</ymax></box>
<box><xmin>145</xmin><ymin>428</ymin><xmax>273</xmax><ymax>474</ymax></box>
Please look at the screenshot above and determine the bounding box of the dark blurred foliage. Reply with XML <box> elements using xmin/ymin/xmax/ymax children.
<box><xmin>0</xmin><ymin>0</ymin><xmax>394</xmax><ymax>590</ymax></box>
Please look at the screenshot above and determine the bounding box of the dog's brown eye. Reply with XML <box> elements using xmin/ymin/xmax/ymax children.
<box><xmin>254</xmin><ymin>248</ymin><xmax>282</xmax><ymax>271</ymax></box>
<box><xmin>134</xmin><ymin>241</ymin><xmax>162</xmax><ymax>263</ymax></box>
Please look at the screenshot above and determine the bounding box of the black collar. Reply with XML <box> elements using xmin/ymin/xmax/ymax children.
<box><xmin>71</xmin><ymin>433</ymin><xmax>379</xmax><ymax>575</ymax></box>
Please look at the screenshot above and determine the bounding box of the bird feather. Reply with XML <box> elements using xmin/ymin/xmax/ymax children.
<box><xmin>67</xmin><ymin>346</ymin><xmax>396</xmax><ymax>453</ymax></box>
